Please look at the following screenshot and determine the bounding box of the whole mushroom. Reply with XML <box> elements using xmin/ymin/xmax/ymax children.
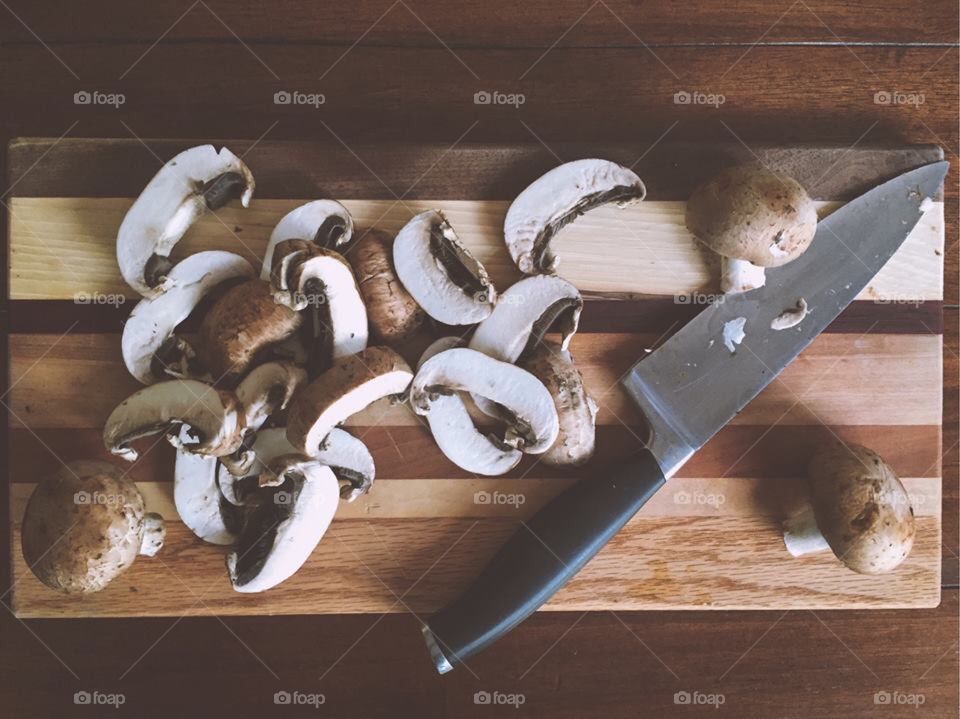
<box><xmin>685</xmin><ymin>164</ymin><xmax>818</xmax><ymax>294</ymax></box>
<box><xmin>783</xmin><ymin>442</ymin><xmax>915</xmax><ymax>574</ymax></box>
<box><xmin>21</xmin><ymin>460</ymin><xmax>165</xmax><ymax>594</ymax></box>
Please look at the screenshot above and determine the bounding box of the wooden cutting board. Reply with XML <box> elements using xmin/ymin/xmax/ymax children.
<box><xmin>5</xmin><ymin>139</ymin><xmax>944</xmax><ymax>618</ymax></box>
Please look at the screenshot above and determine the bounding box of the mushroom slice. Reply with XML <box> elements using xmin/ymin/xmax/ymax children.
<box><xmin>287</xmin><ymin>346</ymin><xmax>413</xmax><ymax>456</ymax></box>
<box><xmin>219</xmin><ymin>361</ymin><xmax>308</xmax><ymax>476</ymax></box>
<box><xmin>412</xmin><ymin>337</ymin><xmax>522</xmax><ymax>476</ymax></box>
<box><xmin>411</xmin><ymin>347</ymin><xmax>559</xmax><ymax>454</ymax></box>
<box><xmin>393</xmin><ymin>210</ymin><xmax>496</xmax><ymax>325</ymax></box>
<box><xmin>117</xmin><ymin>145</ymin><xmax>255</xmax><ymax>297</ymax></box>
<box><xmin>22</xmin><ymin>459</ymin><xmax>165</xmax><ymax>594</ymax></box>
<box><xmin>122</xmin><ymin>251</ymin><xmax>255</xmax><ymax>384</ymax></box>
<box><xmin>269</xmin><ymin>239</ymin><xmax>369</xmax><ymax>364</ymax></box>
<box><xmin>197</xmin><ymin>279</ymin><xmax>303</xmax><ymax>385</ymax></box>
<box><xmin>103</xmin><ymin>379</ymin><xmax>244</xmax><ymax>462</ymax></box>
<box><xmin>350</xmin><ymin>228</ymin><xmax>426</xmax><ymax>344</ymax></box>
<box><xmin>261</xmin><ymin>200</ymin><xmax>354</xmax><ymax>280</ymax></box>
<box><xmin>519</xmin><ymin>342</ymin><xmax>597</xmax><ymax>467</ymax></box>
<box><xmin>469</xmin><ymin>275</ymin><xmax>583</xmax><ymax>363</ymax></box>
<box><xmin>504</xmin><ymin>159</ymin><xmax>646</xmax><ymax>275</ymax></box>
<box><xmin>174</xmin><ymin>444</ymin><xmax>244</xmax><ymax>545</ymax></box>
<box><xmin>227</xmin><ymin>465</ymin><xmax>340</xmax><ymax>593</ymax></box>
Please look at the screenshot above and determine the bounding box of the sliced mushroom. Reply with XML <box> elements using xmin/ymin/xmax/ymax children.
<box><xmin>393</xmin><ymin>210</ymin><xmax>496</xmax><ymax>325</ymax></box>
<box><xmin>122</xmin><ymin>251</ymin><xmax>255</xmax><ymax>384</ymax></box>
<box><xmin>21</xmin><ymin>459</ymin><xmax>165</xmax><ymax>593</ymax></box>
<box><xmin>103</xmin><ymin>379</ymin><xmax>244</xmax><ymax>462</ymax></box>
<box><xmin>783</xmin><ymin>442</ymin><xmax>915</xmax><ymax>574</ymax></box>
<box><xmin>504</xmin><ymin>159</ymin><xmax>646</xmax><ymax>275</ymax></box>
<box><xmin>685</xmin><ymin>165</ymin><xmax>818</xmax><ymax>294</ymax></box>
<box><xmin>412</xmin><ymin>337</ymin><xmax>522</xmax><ymax>476</ymax></box>
<box><xmin>197</xmin><ymin>279</ymin><xmax>303</xmax><ymax>385</ymax></box>
<box><xmin>261</xmin><ymin>200</ymin><xmax>354</xmax><ymax>280</ymax></box>
<box><xmin>350</xmin><ymin>228</ymin><xmax>426</xmax><ymax>344</ymax></box>
<box><xmin>173</xmin><ymin>446</ymin><xmax>244</xmax><ymax>546</ymax></box>
<box><xmin>286</xmin><ymin>346</ymin><xmax>413</xmax><ymax>456</ymax></box>
<box><xmin>469</xmin><ymin>275</ymin><xmax>582</xmax><ymax>363</ymax></box>
<box><xmin>268</xmin><ymin>239</ymin><xmax>369</xmax><ymax>368</ymax></box>
<box><xmin>519</xmin><ymin>342</ymin><xmax>597</xmax><ymax>466</ymax></box>
<box><xmin>219</xmin><ymin>361</ymin><xmax>308</xmax><ymax>476</ymax></box>
<box><xmin>226</xmin><ymin>464</ymin><xmax>340</xmax><ymax>593</ymax></box>
<box><xmin>117</xmin><ymin>145</ymin><xmax>254</xmax><ymax>297</ymax></box>
<box><xmin>410</xmin><ymin>347</ymin><xmax>559</xmax><ymax>454</ymax></box>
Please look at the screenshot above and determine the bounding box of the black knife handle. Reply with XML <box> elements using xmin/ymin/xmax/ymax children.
<box><xmin>422</xmin><ymin>450</ymin><xmax>666</xmax><ymax>672</ymax></box>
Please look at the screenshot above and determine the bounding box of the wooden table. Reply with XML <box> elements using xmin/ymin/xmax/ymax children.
<box><xmin>0</xmin><ymin>2</ymin><xmax>956</xmax><ymax>717</ymax></box>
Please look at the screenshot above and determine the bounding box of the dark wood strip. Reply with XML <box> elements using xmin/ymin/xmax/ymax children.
<box><xmin>0</xmin><ymin>0</ymin><xmax>956</xmax><ymax>45</ymax></box>
<box><xmin>6</xmin><ymin>298</ymin><xmax>944</xmax><ymax>335</ymax></box>
<box><xmin>7</xmin><ymin>137</ymin><xmax>943</xmax><ymax>201</ymax></box>
<box><xmin>8</xmin><ymin>424</ymin><xmax>941</xmax><ymax>483</ymax></box>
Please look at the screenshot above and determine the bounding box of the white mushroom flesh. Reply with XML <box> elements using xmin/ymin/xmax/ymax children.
<box><xmin>122</xmin><ymin>251</ymin><xmax>254</xmax><ymax>384</ymax></box>
<box><xmin>720</xmin><ymin>257</ymin><xmax>767</xmax><ymax>294</ymax></box>
<box><xmin>117</xmin><ymin>145</ymin><xmax>254</xmax><ymax>297</ymax></box>
<box><xmin>770</xmin><ymin>298</ymin><xmax>809</xmax><ymax>331</ymax></box>
<box><xmin>261</xmin><ymin>200</ymin><xmax>354</xmax><ymax>280</ymax></box>
<box><xmin>174</xmin><ymin>443</ymin><xmax>242</xmax><ymax>545</ymax></box>
<box><xmin>393</xmin><ymin>210</ymin><xmax>496</xmax><ymax>325</ymax></box>
<box><xmin>721</xmin><ymin>317</ymin><xmax>747</xmax><ymax>353</ymax></box>
<box><xmin>504</xmin><ymin>159</ymin><xmax>646</xmax><ymax>275</ymax></box>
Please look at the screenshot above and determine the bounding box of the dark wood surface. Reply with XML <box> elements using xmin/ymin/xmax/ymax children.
<box><xmin>0</xmin><ymin>1</ymin><xmax>956</xmax><ymax>716</ymax></box>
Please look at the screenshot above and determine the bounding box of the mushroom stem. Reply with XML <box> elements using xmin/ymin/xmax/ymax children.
<box><xmin>782</xmin><ymin>508</ymin><xmax>830</xmax><ymax>557</ymax></box>
<box><xmin>139</xmin><ymin>513</ymin><xmax>166</xmax><ymax>556</ymax></box>
<box><xmin>720</xmin><ymin>257</ymin><xmax>766</xmax><ymax>294</ymax></box>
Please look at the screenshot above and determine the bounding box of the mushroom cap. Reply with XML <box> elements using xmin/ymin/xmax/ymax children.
<box><xmin>808</xmin><ymin>442</ymin><xmax>915</xmax><ymax>574</ymax></box>
<box><xmin>261</xmin><ymin>199</ymin><xmax>354</xmax><ymax>280</ymax></box>
<box><xmin>350</xmin><ymin>228</ymin><xmax>426</xmax><ymax>344</ymax></box>
<box><xmin>393</xmin><ymin>210</ymin><xmax>496</xmax><ymax>325</ymax></box>
<box><xmin>117</xmin><ymin>145</ymin><xmax>254</xmax><ymax>297</ymax></box>
<box><xmin>197</xmin><ymin>279</ymin><xmax>303</xmax><ymax>385</ymax></box>
<box><xmin>504</xmin><ymin>158</ymin><xmax>646</xmax><ymax>275</ymax></box>
<box><xmin>121</xmin><ymin>250</ymin><xmax>254</xmax><ymax>384</ymax></box>
<box><xmin>21</xmin><ymin>460</ymin><xmax>150</xmax><ymax>593</ymax></box>
<box><xmin>685</xmin><ymin>164</ymin><xmax>817</xmax><ymax>268</ymax></box>
<box><xmin>519</xmin><ymin>342</ymin><xmax>597</xmax><ymax>467</ymax></box>
<box><xmin>286</xmin><ymin>346</ymin><xmax>413</xmax><ymax>455</ymax></box>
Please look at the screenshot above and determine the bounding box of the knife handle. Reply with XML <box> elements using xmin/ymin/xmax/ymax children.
<box><xmin>422</xmin><ymin>450</ymin><xmax>666</xmax><ymax>673</ymax></box>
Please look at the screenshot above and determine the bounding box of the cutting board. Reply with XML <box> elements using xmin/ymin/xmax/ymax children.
<box><xmin>5</xmin><ymin>139</ymin><xmax>944</xmax><ymax>618</ymax></box>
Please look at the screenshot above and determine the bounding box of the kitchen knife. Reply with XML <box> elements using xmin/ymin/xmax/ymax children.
<box><xmin>422</xmin><ymin>161</ymin><xmax>948</xmax><ymax>673</ymax></box>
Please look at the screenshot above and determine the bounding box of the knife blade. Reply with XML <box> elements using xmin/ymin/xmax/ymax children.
<box><xmin>422</xmin><ymin>161</ymin><xmax>948</xmax><ymax>673</ymax></box>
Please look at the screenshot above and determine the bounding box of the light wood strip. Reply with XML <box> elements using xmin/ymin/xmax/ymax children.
<box><xmin>8</xmin><ymin>198</ymin><xmax>945</xmax><ymax>301</ymax></box>
<box><xmin>7</xmin><ymin>333</ymin><xmax>943</xmax><ymax>429</ymax></box>
<box><xmin>9</xmin><ymin>515</ymin><xmax>940</xmax><ymax>617</ymax></box>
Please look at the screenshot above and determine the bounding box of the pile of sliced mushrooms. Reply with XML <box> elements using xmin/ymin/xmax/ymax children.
<box><xmin>21</xmin><ymin>148</ymin><xmax>914</xmax><ymax>596</ymax></box>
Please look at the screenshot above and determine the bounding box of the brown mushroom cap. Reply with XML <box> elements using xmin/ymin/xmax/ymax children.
<box><xmin>685</xmin><ymin>165</ymin><xmax>817</xmax><ymax>268</ymax></box>
<box><xmin>350</xmin><ymin>229</ymin><xmax>425</xmax><ymax>344</ymax></box>
<box><xmin>808</xmin><ymin>442</ymin><xmax>915</xmax><ymax>574</ymax></box>
<box><xmin>197</xmin><ymin>279</ymin><xmax>302</xmax><ymax>384</ymax></box>
<box><xmin>21</xmin><ymin>460</ymin><xmax>151</xmax><ymax>593</ymax></box>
